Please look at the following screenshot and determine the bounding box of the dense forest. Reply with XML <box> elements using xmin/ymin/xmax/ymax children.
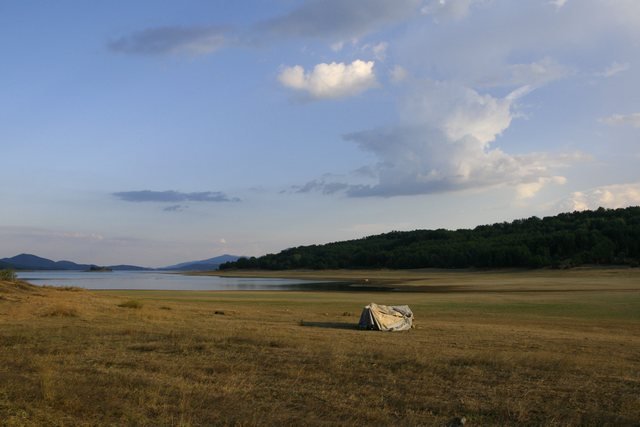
<box><xmin>220</xmin><ymin>207</ymin><xmax>640</xmax><ymax>270</ymax></box>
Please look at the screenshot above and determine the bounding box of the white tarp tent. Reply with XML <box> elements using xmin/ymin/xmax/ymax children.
<box><xmin>358</xmin><ymin>303</ymin><xmax>414</xmax><ymax>331</ymax></box>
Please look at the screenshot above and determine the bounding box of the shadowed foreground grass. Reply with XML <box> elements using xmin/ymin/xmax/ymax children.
<box><xmin>1</xmin><ymin>269</ymin><xmax>639</xmax><ymax>426</ymax></box>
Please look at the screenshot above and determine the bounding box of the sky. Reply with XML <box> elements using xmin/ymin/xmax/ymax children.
<box><xmin>1</xmin><ymin>0</ymin><xmax>639</xmax><ymax>267</ymax></box>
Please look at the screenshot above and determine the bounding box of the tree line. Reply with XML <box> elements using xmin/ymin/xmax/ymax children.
<box><xmin>220</xmin><ymin>206</ymin><xmax>640</xmax><ymax>270</ymax></box>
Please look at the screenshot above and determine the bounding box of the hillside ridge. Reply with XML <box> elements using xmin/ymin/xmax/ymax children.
<box><xmin>221</xmin><ymin>207</ymin><xmax>640</xmax><ymax>270</ymax></box>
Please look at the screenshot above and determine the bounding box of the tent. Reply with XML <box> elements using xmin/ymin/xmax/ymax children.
<box><xmin>358</xmin><ymin>303</ymin><xmax>414</xmax><ymax>331</ymax></box>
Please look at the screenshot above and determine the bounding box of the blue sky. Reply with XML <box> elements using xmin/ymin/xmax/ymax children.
<box><xmin>1</xmin><ymin>0</ymin><xmax>639</xmax><ymax>266</ymax></box>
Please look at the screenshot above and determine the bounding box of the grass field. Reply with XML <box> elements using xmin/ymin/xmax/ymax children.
<box><xmin>1</xmin><ymin>269</ymin><xmax>639</xmax><ymax>426</ymax></box>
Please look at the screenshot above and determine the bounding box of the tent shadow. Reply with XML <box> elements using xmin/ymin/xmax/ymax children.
<box><xmin>301</xmin><ymin>321</ymin><xmax>358</xmax><ymax>330</ymax></box>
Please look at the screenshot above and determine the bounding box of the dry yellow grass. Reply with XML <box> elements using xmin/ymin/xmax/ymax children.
<box><xmin>1</xmin><ymin>269</ymin><xmax>639</xmax><ymax>426</ymax></box>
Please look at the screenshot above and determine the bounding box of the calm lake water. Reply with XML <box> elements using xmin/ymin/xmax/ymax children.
<box><xmin>16</xmin><ymin>271</ymin><xmax>334</xmax><ymax>291</ymax></box>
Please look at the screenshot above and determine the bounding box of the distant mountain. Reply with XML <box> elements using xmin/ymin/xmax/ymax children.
<box><xmin>0</xmin><ymin>260</ymin><xmax>15</xmax><ymax>270</ymax></box>
<box><xmin>0</xmin><ymin>254</ymin><xmax>149</xmax><ymax>271</ymax></box>
<box><xmin>160</xmin><ymin>255</ymin><xmax>242</xmax><ymax>271</ymax></box>
<box><xmin>0</xmin><ymin>254</ymin><xmax>89</xmax><ymax>270</ymax></box>
<box><xmin>0</xmin><ymin>252</ymin><xmax>236</xmax><ymax>272</ymax></box>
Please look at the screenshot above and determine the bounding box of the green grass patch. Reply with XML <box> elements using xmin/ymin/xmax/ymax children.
<box><xmin>117</xmin><ymin>300</ymin><xmax>143</xmax><ymax>309</ymax></box>
<box><xmin>0</xmin><ymin>269</ymin><xmax>17</xmax><ymax>282</ymax></box>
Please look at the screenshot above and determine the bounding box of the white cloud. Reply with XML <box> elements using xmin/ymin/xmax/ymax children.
<box><xmin>600</xmin><ymin>113</ymin><xmax>640</xmax><ymax>128</ymax></box>
<box><xmin>340</xmin><ymin>127</ymin><xmax>573</xmax><ymax>197</ymax></box>
<box><xmin>278</xmin><ymin>60</ymin><xmax>377</xmax><ymax>99</ymax></box>
<box><xmin>285</xmin><ymin>1</ymin><xmax>632</xmax><ymax>199</ymax></box>
<box><xmin>403</xmin><ymin>80</ymin><xmax>526</xmax><ymax>145</ymax></box>
<box><xmin>562</xmin><ymin>183</ymin><xmax>640</xmax><ymax>211</ymax></box>
<box><xmin>516</xmin><ymin>176</ymin><xmax>566</xmax><ymax>200</ymax></box>
<box><xmin>596</xmin><ymin>61</ymin><xmax>630</xmax><ymax>78</ymax></box>
<box><xmin>296</xmin><ymin>80</ymin><xmax>577</xmax><ymax>198</ymax></box>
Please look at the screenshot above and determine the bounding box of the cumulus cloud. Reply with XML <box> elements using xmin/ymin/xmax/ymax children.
<box><xmin>561</xmin><ymin>183</ymin><xmax>640</xmax><ymax>211</ymax></box>
<box><xmin>338</xmin><ymin>128</ymin><xmax>572</xmax><ymax>198</ymax></box>
<box><xmin>600</xmin><ymin>113</ymin><xmax>640</xmax><ymax>128</ymax></box>
<box><xmin>278</xmin><ymin>60</ymin><xmax>377</xmax><ymax>99</ymax></box>
<box><xmin>113</xmin><ymin>190</ymin><xmax>240</xmax><ymax>203</ymax></box>
<box><xmin>402</xmin><ymin>80</ymin><xmax>526</xmax><ymax>145</ymax></box>
<box><xmin>257</xmin><ymin>0</ymin><xmax>421</xmax><ymax>41</ymax></box>
<box><xmin>296</xmin><ymin>80</ymin><xmax>578</xmax><ymax>198</ymax></box>
<box><xmin>516</xmin><ymin>176</ymin><xmax>567</xmax><ymax>200</ymax></box>
<box><xmin>108</xmin><ymin>26</ymin><xmax>226</xmax><ymax>56</ymax></box>
<box><xmin>297</xmin><ymin>133</ymin><xmax>576</xmax><ymax>198</ymax></box>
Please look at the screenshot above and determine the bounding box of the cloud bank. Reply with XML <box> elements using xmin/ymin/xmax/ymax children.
<box><xmin>113</xmin><ymin>190</ymin><xmax>240</xmax><ymax>203</ymax></box>
<box><xmin>108</xmin><ymin>26</ymin><xmax>226</xmax><ymax>56</ymax></box>
<box><xmin>278</xmin><ymin>60</ymin><xmax>377</xmax><ymax>99</ymax></box>
<box><xmin>107</xmin><ymin>0</ymin><xmax>637</xmax><ymax>204</ymax></box>
<box><xmin>296</xmin><ymin>79</ymin><xmax>574</xmax><ymax>198</ymax></box>
<box><xmin>562</xmin><ymin>183</ymin><xmax>640</xmax><ymax>211</ymax></box>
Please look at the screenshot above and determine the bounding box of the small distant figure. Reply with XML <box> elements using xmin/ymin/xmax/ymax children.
<box><xmin>447</xmin><ymin>416</ymin><xmax>467</xmax><ymax>427</ymax></box>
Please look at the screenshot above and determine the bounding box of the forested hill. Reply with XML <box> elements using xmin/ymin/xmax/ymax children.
<box><xmin>220</xmin><ymin>207</ymin><xmax>640</xmax><ymax>270</ymax></box>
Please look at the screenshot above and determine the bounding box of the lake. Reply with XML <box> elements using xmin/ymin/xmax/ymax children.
<box><xmin>16</xmin><ymin>270</ymin><xmax>335</xmax><ymax>291</ymax></box>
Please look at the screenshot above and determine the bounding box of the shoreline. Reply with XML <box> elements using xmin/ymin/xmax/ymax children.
<box><xmin>11</xmin><ymin>267</ymin><xmax>640</xmax><ymax>294</ymax></box>
<box><xmin>194</xmin><ymin>267</ymin><xmax>640</xmax><ymax>293</ymax></box>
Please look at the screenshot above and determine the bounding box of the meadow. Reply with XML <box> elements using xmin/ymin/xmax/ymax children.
<box><xmin>1</xmin><ymin>268</ymin><xmax>639</xmax><ymax>426</ymax></box>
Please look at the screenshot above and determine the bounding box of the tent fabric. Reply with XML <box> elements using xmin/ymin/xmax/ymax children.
<box><xmin>358</xmin><ymin>303</ymin><xmax>414</xmax><ymax>331</ymax></box>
